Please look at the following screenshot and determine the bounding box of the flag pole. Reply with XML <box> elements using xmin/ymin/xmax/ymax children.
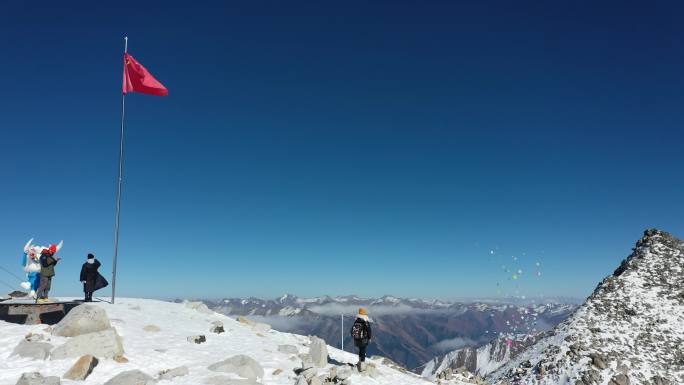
<box><xmin>111</xmin><ymin>36</ymin><xmax>128</xmax><ymax>305</ymax></box>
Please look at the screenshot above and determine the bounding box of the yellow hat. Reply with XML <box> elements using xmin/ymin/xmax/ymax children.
<box><xmin>358</xmin><ymin>308</ymin><xmax>368</xmax><ymax>315</ymax></box>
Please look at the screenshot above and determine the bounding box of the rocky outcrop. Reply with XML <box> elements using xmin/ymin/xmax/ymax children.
<box><xmin>208</xmin><ymin>355</ymin><xmax>264</xmax><ymax>380</ymax></box>
<box><xmin>51</xmin><ymin>328</ymin><xmax>124</xmax><ymax>360</ymax></box>
<box><xmin>489</xmin><ymin>229</ymin><xmax>684</xmax><ymax>385</ymax></box>
<box><xmin>63</xmin><ymin>355</ymin><xmax>98</xmax><ymax>381</ymax></box>
<box><xmin>52</xmin><ymin>305</ymin><xmax>110</xmax><ymax>337</ymax></box>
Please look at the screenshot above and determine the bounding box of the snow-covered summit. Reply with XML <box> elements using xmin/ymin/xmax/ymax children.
<box><xmin>0</xmin><ymin>297</ymin><xmax>476</xmax><ymax>385</ymax></box>
<box><xmin>489</xmin><ymin>229</ymin><xmax>684</xmax><ymax>385</ymax></box>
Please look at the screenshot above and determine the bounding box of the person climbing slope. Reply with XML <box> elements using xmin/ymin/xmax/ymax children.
<box><xmin>80</xmin><ymin>253</ymin><xmax>105</xmax><ymax>302</ymax></box>
<box><xmin>350</xmin><ymin>307</ymin><xmax>372</xmax><ymax>370</ymax></box>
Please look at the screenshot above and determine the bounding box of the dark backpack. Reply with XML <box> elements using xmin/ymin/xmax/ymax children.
<box><xmin>351</xmin><ymin>321</ymin><xmax>365</xmax><ymax>339</ymax></box>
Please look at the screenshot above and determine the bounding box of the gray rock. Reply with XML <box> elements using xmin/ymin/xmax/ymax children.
<box><xmin>52</xmin><ymin>305</ymin><xmax>111</xmax><ymax>337</ymax></box>
<box><xmin>208</xmin><ymin>355</ymin><xmax>264</xmax><ymax>380</ymax></box>
<box><xmin>11</xmin><ymin>340</ymin><xmax>53</xmax><ymax>360</ymax></box>
<box><xmin>309</xmin><ymin>337</ymin><xmax>328</xmax><ymax>368</ymax></box>
<box><xmin>590</xmin><ymin>353</ymin><xmax>607</xmax><ymax>370</ymax></box>
<box><xmin>581</xmin><ymin>369</ymin><xmax>602</xmax><ymax>385</ymax></box>
<box><xmin>336</xmin><ymin>367</ymin><xmax>352</xmax><ymax>380</ymax></box>
<box><xmin>609</xmin><ymin>374</ymin><xmax>630</xmax><ymax>385</ymax></box>
<box><xmin>310</xmin><ymin>376</ymin><xmax>323</xmax><ymax>385</ymax></box>
<box><xmin>300</xmin><ymin>354</ymin><xmax>314</xmax><ymax>369</ymax></box>
<box><xmin>651</xmin><ymin>376</ymin><xmax>672</xmax><ymax>385</ymax></box>
<box><xmin>301</xmin><ymin>367</ymin><xmax>317</xmax><ymax>380</ymax></box>
<box><xmin>294</xmin><ymin>376</ymin><xmax>308</xmax><ymax>385</ymax></box>
<box><xmin>103</xmin><ymin>370</ymin><xmax>156</xmax><ymax>385</ymax></box>
<box><xmin>158</xmin><ymin>366</ymin><xmax>189</xmax><ymax>380</ymax></box>
<box><xmin>51</xmin><ymin>328</ymin><xmax>124</xmax><ymax>360</ymax></box>
<box><xmin>210</xmin><ymin>321</ymin><xmax>225</xmax><ymax>334</ymax></box>
<box><xmin>278</xmin><ymin>344</ymin><xmax>298</xmax><ymax>354</ymax></box>
<box><xmin>63</xmin><ymin>355</ymin><xmax>98</xmax><ymax>381</ymax></box>
<box><xmin>187</xmin><ymin>335</ymin><xmax>207</xmax><ymax>344</ymax></box>
<box><xmin>15</xmin><ymin>372</ymin><xmax>60</xmax><ymax>385</ymax></box>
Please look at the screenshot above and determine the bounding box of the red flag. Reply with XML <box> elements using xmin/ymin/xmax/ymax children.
<box><xmin>122</xmin><ymin>53</ymin><xmax>168</xmax><ymax>96</ymax></box>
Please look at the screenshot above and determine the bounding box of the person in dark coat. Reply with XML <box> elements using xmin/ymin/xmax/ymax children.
<box><xmin>350</xmin><ymin>307</ymin><xmax>372</xmax><ymax>370</ymax></box>
<box><xmin>80</xmin><ymin>254</ymin><xmax>101</xmax><ymax>302</ymax></box>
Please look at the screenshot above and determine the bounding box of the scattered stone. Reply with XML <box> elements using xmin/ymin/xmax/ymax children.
<box><xmin>252</xmin><ymin>323</ymin><xmax>271</xmax><ymax>333</ymax></box>
<box><xmin>63</xmin><ymin>355</ymin><xmax>98</xmax><ymax>381</ymax></box>
<box><xmin>272</xmin><ymin>369</ymin><xmax>283</xmax><ymax>376</ymax></box>
<box><xmin>187</xmin><ymin>335</ymin><xmax>207</xmax><ymax>344</ymax></box>
<box><xmin>154</xmin><ymin>349</ymin><xmax>167</xmax><ymax>353</ymax></box>
<box><xmin>590</xmin><ymin>353</ymin><xmax>607</xmax><ymax>370</ymax></box>
<box><xmin>609</xmin><ymin>374</ymin><xmax>630</xmax><ymax>385</ymax></box>
<box><xmin>158</xmin><ymin>366</ymin><xmax>189</xmax><ymax>380</ymax></box>
<box><xmin>651</xmin><ymin>376</ymin><xmax>672</xmax><ymax>385</ymax></box>
<box><xmin>294</xmin><ymin>376</ymin><xmax>308</xmax><ymax>385</ymax></box>
<box><xmin>210</xmin><ymin>321</ymin><xmax>225</xmax><ymax>334</ymax></box>
<box><xmin>129</xmin><ymin>306</ymin><xmax>141</xmax><ymax>311</ymax></box>
<box><xmin>184</xmin><ymin>300</ymin><xmax>213</xmax><ymax>314</ymax></box>
<box><xmin>114</xmin><ymin>355</ymin><xmax>129</xmax><ymax>363</ymax></box>
<box><xmin>301</xmin><ymin>367</ymin><xmax>317</xmax><ymax>380</ymax></box>
<box><xmin>310</xmin><ymin>376</ymin><xmax>323</xmax><ymax>385</ymax></box>
<box><xmin>336</xmin><ymin>367</ymin><xmax>352</xmax><ymax>380</ymax></box>
<box><xmin>278</xmin><ymin>344</ymin><xmax>298</xmax><ymax>354</ymax></box>
<box><xmin>11</xmin><ymin>340</ymin><xmax>53</xmax><ymax>360</ymax></box>
<box><xmin>15</xmin><ymin>372</ymin><xmax>60</xmax><ymax>385</ymax></box>
<box><xmin>237</xmin><ymin>316</ymin><xmax>255</xmax><ymax>326</ymax></box>
<box><xmin>143</xmin><ymin>325</ymin><xmax>160</xmax><ymax>332</ymax></box>
<box><xmin>51</xmin><ymin>328</ymin><xmax>124</xmax><ymax>360</ymax></box>
<box><xmin>24</xmin><ymin>333</ymin><xmax>46</xmax><ymax>342</ymax></box>
<box><xmin>308</xmin><ymin>337</ymin><xmax>328</xmax><ymax>368</ymax></box>
<box><xmin>103</xmin><ymin>370</ymin><xmax>155</xmax><ymax>385</ymax></box>
<box><xmin>207</xmin><ymin>355</ymin><xmax>264</xmax><ymax>380</ymax></box>
<box><xmin>52</xmin><ymin>305</ymin><xmax>111</xmax><ymax>337</ymax></box>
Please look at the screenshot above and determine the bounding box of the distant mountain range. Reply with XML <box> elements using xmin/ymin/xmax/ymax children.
<box><xmin>183</xmin><ymin>294</ymin><xmax>577</xmax><ymax>371</ymax></box>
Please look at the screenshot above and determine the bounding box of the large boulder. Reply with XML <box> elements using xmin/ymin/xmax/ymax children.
<box><xmin>51</xmin><ymin>328</ymin><xmax>124</xmax><ymax>360</ymax></box>
<box><xmin>15</xmin><ymin>372</ymin><xmax>60</xmax><ymax>385</ymax></box>
<box><xmin>103</xmin><ymin>370</ymin><xmax>156</xmax><ymax>385</ymax></box>
<box><xmin>63</xmin><ymin>355</ymin><xmax>98</xmax><ymax>381</ymax></box>
<box><xmin>52</xmin><ymin>305</ymin><xmax>111</xmax><ymax>337</ymax></box>
<box><xmin>11</xmin><ymin>340</ymin><xmax>53</xmax><ymax>360</ymax></box>
<box><xmin>309</xmin><ymin>337</ymin><xmax>329</xmax><ymax>368</ymax></box>
<box><xmin>208</xmin><ymin>355</ymin><xmax>264</xmax><ymax>380</ymax></box>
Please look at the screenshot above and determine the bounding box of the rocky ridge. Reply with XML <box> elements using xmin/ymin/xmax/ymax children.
<box><xmin>488</xmin><ymin>229</ymin><xmax>684</xmax><ymax>385</ymax></box>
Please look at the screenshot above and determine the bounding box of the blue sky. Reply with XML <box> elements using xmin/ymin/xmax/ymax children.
<box><xmin>1</xmin><ymin>1</ymin><xmax>683</xmax><ymax>300</ymax></box>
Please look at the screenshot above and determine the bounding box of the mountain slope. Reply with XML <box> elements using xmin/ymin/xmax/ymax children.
<box><xmin>0</xmin><ymin>297</ymin><xmax>477</xmax><ymax>385</ymax></box>
<box><xmin>489</xmin><ymin>229</ymin><xmax>684</xmax><ymax>385</ymax></box>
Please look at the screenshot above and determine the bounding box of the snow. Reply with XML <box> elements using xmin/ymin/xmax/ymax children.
<box><xmin>0</xmin><ymin>298</ymin><xmax>458</xmax><ymax>385</ymax></box>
